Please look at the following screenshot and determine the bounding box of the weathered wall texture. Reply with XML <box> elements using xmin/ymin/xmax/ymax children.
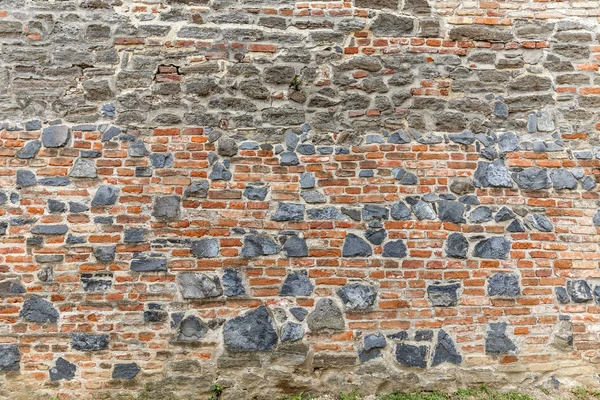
<box><xmin>0</xmin><ymin>0</ymin><xmax>600</xmax><ymax>398</ymax></box>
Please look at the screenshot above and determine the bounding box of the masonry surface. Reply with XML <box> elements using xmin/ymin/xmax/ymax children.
<box><xmin>0</xmin><ymin>0</ymin><xmax>599</xmax><ymax>398</ymax></box>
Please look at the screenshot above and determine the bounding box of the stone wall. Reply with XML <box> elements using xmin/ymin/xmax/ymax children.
<box><xmin>0</xmin><ymin>0</ymin><xmax>599</xmax><ymax>398</ymax></box>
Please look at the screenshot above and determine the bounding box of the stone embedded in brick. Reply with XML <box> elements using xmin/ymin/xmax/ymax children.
<box><xmin>279</xmin><ymin>151</ymin><xmax>299</xmax><ymax>166</ymax></box>
<box><xmin>279</xmin><ymin>270</ymin><xmax>313</xmax><ymax>297</ymax></box>
<box><xmin>16</xmin><ymin>170</ymin><xmax>36</xmax><ymax>187</ymax></box>
<box><xmin>364</xmin><ymin>333</ymin><xmax>386</xmax><ymax>351</ymax></box>
<box><xmin>222</xmin><ymin>268</ymin><xmax>245</xmax><ymax>297</ymax></box>
<box><xmin>395</xmin><ymin>343</ymin><xmax>428</xmax><ymax>368</ymax></box>
<box><xmin>485</xmin><ymin>323</ymin><xmax>516</xmax><ymax>355</ymax></box>
<box><xmin>209</xmin><ymin>162</ymin><xmax>232</xmax><ymax>181</ymax></box>
<box><xmin>91</xmin><ymin>185</ymin><xmax>119</xmax><ymax>206</ymax></box>
<box><xmin>177</xmin><ymin>316</ymin><xmax>208</xmax><ymax>341</ymax></box>
<box><xmin>178</xmin><ymin>273</ymin><xmax>222</xmax><ymax>299</ymax></box>
<box><xmin>528</xmin><ymin>214</ymin><xmax>553</xmax><ymax>232</ymax></box>
<box><xmin>391</xmin><ymin>201</ymin><xmax>412</xmax><ymax>220</ymax></box>
<box><xmin>128</xmin><ymin>140</ymin><xmax>149</xmax><ymax>157</ymax></box>
<box><xmin>243</xmin><ymin>185</ymin><xmax>268</xmax><ymax>201</ymax></box>
<box><xmin>223</xmin><ymin>306</ymin><xmax>278</xmax><ymax>351</ymax></box>
<box><xmin>411</xmin><ymin>200</ymin><xmax>436</xmax><ymax>220</ymax></box>
<box><xmin>0</xmin><ymin>280</ymin><xmax>25</xmax><ymax>295</ymax></box>
<box><xmin>50</xmin><ymin>357</ymin><xmax>76</xmax><ymax>381</ymax></box>
<box><xmin>0</xmin><ymin>345</ymin><xmax>20</xmax><ymax>371</ymax></box>
<box><xmin>290</xmin><ymin>307</ymin><xmax>308</xmax><ymax>322</ymax></box>
<box><xmin>495</xmin><ymin>207</ymin><xmax>516</xmax><ymax>222</ymax></box>
<box><xmin>301</xmin><ymin>190</ymin><xmax>326</xmax><ymax>204</ymax></box>
<box><xmin>19</xmin><ymin>296</ymin><xmax>59</xmax><ymax>323</ymax></box>
<box><xmin>130</xmin><ymin>256</ymin><xmax>167</xmax><ymax>272</ymax></box>
<box><xmin>112</xmin><ymin>363</ymin><xmax>141</xmax><ymax>379</ymax></box>
<box><xmin>566</xmin><ymin>280</ymin><xmax>592</xmax><ymax>303</ymax></box>
<box><xmin>473</xmin><ymin>237</ymin><xmax>511</xmax><ymax>260</ymax></box>
<box><xmin>42</xmin><ymin>125</ymin><xmax>70</xmax><ymax>148</ymax></box>
<box><xmin>307</xmin><ymin>298</ymin><xmax>345</xmax><ymax>332</ymax></box>
<box><xmin>184</xmin><ymin>180</ymin><xmax>209</xmax><ymax>198</ymax></box>
<box><xmin>370</xmin><ymin>14</ymin><xmax>414</xmax><ymax>37</ymax></box>
<box><xmin>427</xmin><ymin>282</ymin><xmax>461</xmax><ymax>307</ymax></box>
<box><xmin>272</xmin><ymin>203</ymin><xmax>305</xmax><ymax>221</ymax></box>
<box><xmin>31</xmin><ymin>224</ymin><xmax>68</xmax><ymax>235</ymax></box>
<box><xmin>17</xmin><ymin>140</ymin><xmax>41</xmax><ymax>159</ymax></box>
<box><xmin>469</xmin><ymin>206</ymin><xmax>492</xmax><ymax>223</ymax></box>
<box><xmin>474</xmin><ymin>160</ymin><xmax>513</xmax><ymax>188</ymax></box>
<box><xmin>436</xmin><ymin>200</ymin><xmax>465</xmax><ymax>223</ymax></box>
<box><xmin>338</xmin><ymin>283</ymin><xmax>377</xmax><ymax>310</ymax></box>
<box><xmin>190</xmin><ymin>238</ymin><xmax>219</xmax><ymax>258</ymax></box>
<box><xmin>342</xmin><ymin>233</ymin><xmax>372</xmax><ymax>257</ymax></box>
<box><xmin>362</xmin><ymin>205</ymin><xmax>389</xmax><ymax>221</ymax></box>
<box><xmin>551</xmin><ymin>169</ymin><xmax>578</xmax><ymax>190</ymax></box>
<box><xmin>71</xmin><ymin>333</ymin><xmax>109</xmax><ymax>351</ymax></box>
<box><xmin>69</xmin><ymin>158</ymin><xmax>97</xmax><ymax>178</ymax></box>
<box><xmin>382</xmin><ymin>239</ymin><xmax>407</xmax><ymax>258</ymax></box>
<box><xmin>517</xmin><ymin>167</ymin><xmax>551</xmax><ymax>190</ymax></box>
<box><xmin>124</xmin><ymin>228</ymin><xmax>146</xmax><ymax>243</ymax></box>
<box><xmin>283</xmin><ymin>235</ymin><xmax>308</xmax><ymax>257</ymax></box>
<box><xmin>431</xmin><ymin>330</ymin><xmax>462</xmax><ymax>366</ymax></box>
<box><xmin>241</xmin><ymin>234</ymin><xmax>281</xmax><ymax>258</ymax></box>
<box><xmin>152</xmin><ymin>196</ymin><xmax>181</xmax><ymax>219</ymax></box>
<box><xmin>488</xmin><ymin>273</ymin><xmax>520</xmax><ymax>297</ymax></box>
<box><xmin>280</xmin><ymin>322</ymin><xmax>304</xmax><ymax>342</ymax></box>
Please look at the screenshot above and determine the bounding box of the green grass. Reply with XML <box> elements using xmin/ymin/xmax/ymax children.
<box><xmin>571</xmin><ymin>387</ymin><xmax>600</xmax><ymax>400</ymax></box>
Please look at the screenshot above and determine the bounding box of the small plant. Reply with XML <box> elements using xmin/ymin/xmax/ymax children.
<box><xmin>572</xmin><ymin>387</ymin><xmax>600</xmax><ymax>399</ymax></box>
<box><xmin>289</xmin><ymin>74</ymin><xmax>302</xmax><ymax>91</ymax></box>
<box><xmin>209</xmin><ymin>383</ymin><xmax>223</xmax><ymax>400</ymax></box>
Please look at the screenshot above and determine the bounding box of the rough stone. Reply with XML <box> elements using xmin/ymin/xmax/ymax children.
<box><xmin>371</xmin><ymin>14</ymin><xmax>414</xmax><ymax>37</ymax></box>
<box><xmin>71</xmin><ymin>333</ymin><xmax>109</xmax><ymax>351</ymax></box>
<box><xmin>272</xmin><ymin>203</ymin><xmax>305</xmax><ymax>221</ymax></box>
<box><xmin>280</xmin><ymin>322</ymin><xmax>304</xmax><ymax>342</ymax></box>
<box><xmin>517</xmin><ymin>167</ymin><xmax>551</xmax><ymax>190</ymax></box>
<box><xmin>382</xmin><ymin>239</ymin><xmax>407</xmax><ymax>258</ymax></box>
<box><xmin>19</xmin><ymin>296</ymin><xmax>59</xmax><ymax>323</ymax></box>
<box><xmin>474</xmin><ymin>160</ymin><xmax>513</xmax><ymax>188</ymax></box>
<box><xmin>178</xmin><ymin>273</ymin><xmax>223</xmax><ymax>299</ymax></box>
<box><xmin>395</xmin><ymin>343</ymin><xmax>428</xmax><ymax>368</ymax></box>
<box><xmin>191</xmin><ymin>238</ymin><xmax>219</xmax><ymax>258</ymax></box>
<box><xmin>177</xmin><ymin>316</ymin><xmax>208</xmax><ymax>341</ymax></box>
<box><xmin>362</xmin><ymin>205</ymin><xmax>389</xmax><ymax>221</ymax></box>
<box><xmin>427</xmin><ymin>282</ymin><xmax>461</xmax><ymax>307</ymax></box>
<box><xmin>94</xmin><ymin>246</ymin><xmax>116</xmax><ymax>262</ymax></box>
<box><xmin>470</xmin><ymin>206</ymin><xmax>492</xmax><ymax>223</ymax></box>
<box><xmin>432</xmin><ymin>330</ymin><xmax>462</xmax><ymax>366</ymax></box>
<box><xmin>0</xmin><ymin>345</ymin><xmax>20</xmax><ymax>371</ymax></box>
<box><xmin>391</xmin><ymin>201</ymin><xmax>412</xmax><ymax>220</ymax></box>
<box><xmin>528</xmin><ymin>214</ymin><xmax>553</xmax><ymax>232</ymax></box>
<box><xmin>42</xmin><ymin>125</ymin><xmax>70</xmax><ymax>148</ymax></box>
<box><xmin>17</xmin><ymin>140</ymin><xmax>41</xmax><ymax>159</ymax></box>
<box><xmin>152</xmin><ymin>196</ymin><xmax>181</xmax><ymax>219</ymax></box>
<box><xmin>222</xmin><ymin>268</ymin><xmax>245</xmax><ymax>297</ymax></box>
<box><xmin>488</xmin><ymin>273</ymin><xmax>520</xmax><ymax>297</ymax></box>
<box><xmin>280</xmin><ymin>270</ymin><xmax>313</xmax><ymax>297</ymax></box>
<box><xmin>342</xmin><ymin>234</ymin><xmax>372</xmax><ymax>257</ymax></box>
<box><xmin>112</xmin><ymin>363</ymin><xmax>141</xmax><ymax>379</ymax></box>
<box><xmin>436</xmin><ymin>200</ymin><xmax>465</xmax><ymax>223</ymax></box>
<box><xmin>485</xmin><ymin>323</ymin><xmax>517</xmax><ymax>355</ymax></box>
<box><xmin>130</xmin><ymin>256</ymin><xmax>167</xmax><ymax>272</ymax></box>
<box><xmin>473</xmin><ymin>237</ymin><xmax>511</xmax><ymax>259</ymax></box>
<box><xmin>244</xmin><ymin>186</ymin><xmax>268</xmax><ymax>201</ymax></box>
<box><xmin>307</xmin><ymin>298</ymin><xmax>345</xmax><ymax>331</ymax></box>
<box><xmin>283</xmin><ymin>235</ymin><xmax>309</xmax><ymax>257</ymax></box>
<box><xmin>218</xmin><ymin>137</ymin><xmax>238</xmax><ymax>157</ymax></box>
<box><xmin>91</xmin><ymin>185</ymin><xmax>119</xmax><ymax>206</ymax></box>
<box><xmin>50</xmin><ymin>357</ymin><xmax>76</xmax><ymax>381</ymax></box>
<box><xmin>223</xmin><ymin>306</ymin><xmax>278</xmax><ymax>351</ymax></box>
<box><xmin>567</xmin><ymin>280</ymin><xmax>592</xmax><ymax>303</ymax></box>
<box><xmin>241</xmin><ymin>234</ymin><xmax>281</xmax><ymax>257</ymax></box>
<box><xmin>338</xmin><ymin>283</ymin><xmax>377</xmax><ymax>310</ymax></box>
<box><xmin>16</xmin><ymin>170</ymin><xmax>36</xmax><ymax>187</ymax></box>
<box><xmin>412</xmin><ymin>200</ymin><xmax>436</xmax><ymax>220</ymax></box>
<box><xmin>445</xmin><ymin>233</ymin><xmax>469</xmax><ymax>259</ymax></box>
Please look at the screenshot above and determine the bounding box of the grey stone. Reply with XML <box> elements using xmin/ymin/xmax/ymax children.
<box><xmin>19</xmin><ymin>296</ymin><xmax>59</xmax><ymax>323</ymax></box>
<box><xmin>412</xmin><ymin>200</ymin><xmax>436</xmax><ymax>220</ymax></box>
<box><xmin>0</xmin><ymin>280</ymin><xmax>25</xmax><ymax>294</ymax></box>
<box><xmin>506</xmin><ymin>219</ymin><xmax>525</xmax><ymax>232</ymax></box>
<box><xmin>582</xmin><ymin>176</ymin><xmax>596</xmax><ymax>190</ymax></box>
<box><xmin>152</xmin><ymin>196</ymin><xmax>180</xmax><ymax>219</ymax></box>
<box><xmin>69</xmin><ymin>202</ymin><xmax>89</xmax><ymax>213</ymax></box>
<box><xmin>290</xmin><ymin>307</ymin><xmax>308</xmax><ymax>321</ymax></box>
<box><xmin>450</xmin><ymin>25</ymin><xmax>513</xmax><ymax>42</ymax></box>
<box><xmin>16</xmin><ymin>170</ymin><xmax>36</xmax><ymax>187</ymax></box>
<box><xmin>567</xmin><ymin>280</ymin><xmax>592</xmax><ymax>303</ymax></box>
<box><xmin>17</xmin><ymin>140</ymin><xmax>41</xmax><ymax>159</ymax></box>
<box><xmin>474</xmin><ymin>160</ymin><xmax>513</xmax><ymax>188</ymax></box>
<box><xmin>307</xmin><ymin>207</ymin><xmax>343</xmax><ymax>220</ymax></box>
<box><xmin>517</xmin><ymin>167</ymin><xmax>551</xmax><ymax>190</ymax></box>
<box><xmin>184</xmin><ymin>181</ymin><xmax>209</xmax><ymax>198</ymax></box>
<box><xmin>150</xmin><ymin>153</ymin><xmax>174</xmax><ymax>168</ymax></box>
<box><xmin>124</xmin><ymin>228</ymin><xmax>146</xmax><ymax>243</ymax></box>
<box><xmin>437</xmin><ymin>201</ymin><xmax>465</xmax><ymax>223</ymax></box>
<box><xmin>50</xmin><ymin>357</ymin><xmax>76</xmax><ymax>381</ymax></box>
<box><xmin>128</xmin><ymin>140</ymin><xmax>149</xmax><ymax>158</ymax></box>
<box><xmin>470</xmin><ymin>206</ymin><xmax>492</xmax><ymax>223</ymax></box>
<box><xmin>297</xmin><ymin>144</ymin><xmax>315</xmax><ymax>155</ymax></box>
<box><xmin>94</xmin><ymin>246</ymin><xmax>115</xmax><ymax>262</ymax></box>
<box><xmin>391</xmin><ymin>201</ymin><xmax>412</xmax><ymax>220</ymax></box>
<box><xmin>594</xmin><ymin>211</ymin><xmax>600</xmax><ymax>226</ymax></box>
<box><xmin>272</xmin><ymin>203</ymin><xmax>305</xmax><ymax>221</ymax></box>
<box><xmin>365</xmin><ymin>229</ymin><xmax>387</xmax><ymax>245</ymax></box>
<box><xmin>382</xmin><ymin>240</ymin><xmax>407</xmax><ymax>258</ymax></box>
<box><xmin>301</xmin><ymin>190</ymin><xmax>326</xmax><ymax>204</ymax></box>
<box><xmin>241</xmin><ymin>234</ymin><xmax>281</xmax><ymax>257</ymax></box>
<box><xmin>178</xmin><ymin>316</ymin><xmax>208</xmax><ymax>341</ymax></box>
<box><xmin>362</xmin><ymin>205</ymin><xmax>389</xmax><ymax>221</ymax></box>
<box><xmin>42</xmin><ymin>125</ymin><xmax>70</xmax><ymax>148</ymax></box>
<box><xmin>432</xmin><ymin>330</ymin><xmax>462</xmax><ymax>366</ymax></box>
<box><xmin>493</xmin><ymin>101</ymin><xmax>509</xmax><ymax>118</ymax></box>
<box><xmin>222</xmin><ymin>269</ymin><xmax>245</xmax><ymax>297</ymax></box>
<box><xmin>38</xmin><ymin>177</ymin><xmax>71</xmax><ymax>186</ymax></box>
<box><xmin>191</xmin><ymin>238</ymin><xmax>219</xmax><ymax>258</ymax></box>
<box><xmin>178</xmin><ymin>273</ymin><xmax>222</xmax><ymax>299</ymax></box>
<box><xmin>473</xmin><ymin>237</ymin><xmax>511</xmax><ymax>259</ymax></box>
<box><xmin>280</xmin><ymin>152</ymin><xmax>299</xmax><ymax>166</ymax></box>
<box><xmin>495</xmin><ymin>207</ymin><xmax>516</xmax><ymax>222</ymax></box>
<box><xmin>488</xmin><ymin>273</ymin><xmax>520</xmax><ymax>297</ymax></box>
<box><xmin>280</xmin><ymin>270</ymin><xmax>313</xmax><ymax>297</ymax></box>
<box><xmin>31</xmin><ymin>225</ymin><xmax>68</xmax><ymax>235</ymax></box>
<box><xmin>223</xmin><ymin>306</ymin><xmax>278</xmax><ymax>351</ymax></box>
<box><xmin>528</xmin><ymin>214</ymin><xmax>553</xmax><ymax>232</ymax></box>
<box><xmin>364</xmin><ymin>333</ymin><xmax>386</xmax><ymax>351</ymax></box>
<box><xmin>338</xmin><ymin>283</ymin><xmax>377</xmax><ymax>310</ymax></box>
<box><xmin>307</xmin><ymin>298</ymin><xmax>345</xmax><ymax>331</ymax></box>
<box><xmin>371</xmin><ymin>14</ymin><xmax>414</xmax><ymax>37</ymax></box>
<box><xmin>550</xmin><ymin>319</ymin><xmax>573</xmax><ymax>351</ymax></box>
<box><xmin>556</xmin><ymin>287</ymin><xmax>570</xmax><ymax>304</ymax></box>
<box><xmin>300</xmin><ymin>172</ymin><xmax>315</xmax><ymax>189</ymax></box>
<box><xmin>485</xmin><ymin>323</ymin><xmax>516</xmax><ymax>355</ymax></box>
<box><xmin>388</xmin><ymin>130</ymin><xmax>411</xmax><ymax>144</ymax></box>
<box><xmin>209</xmin><ymin>162</ymin><xmax>232</xmax><ymax>181</ymax></box>
<box><xmin>342</xmin><ymin>234</ymin><xmax>372</xmax><ymax>257</ymax></box>
<box><xmin>71</xmin><ymin>333</ymin><xmax>109</xmax><ymax>351</ymax></box>
<box><xmin>112</xmin><ymin>363</ymin><xmax>140</xmax><ymax>379</ymax></box>
<box><xmin>130</xmin><ymin>256</ymin><xmax>167</xmax><ymax>272</ymax></box>
<box><xmin>283</xmin><ymin>236</ymin><xmax>308</xmax><ymax>257</ymax></box>
<box><xmin>69</xmin><ymin>159</ymin><xmax>97</xmax><ymax>178</ymax></box>
<box><xmin>0</xmin><ymin>345</ymin><xmax>20</xmax><ymax>371</ymax></box>
<box><xmin>244</xmin><ymin>186</ymin><xmax>268</xmax><ymax>201</ymax></box>
<box><xmin>395</xmin><ymin>343</ymin><xmax>427</xmax><ymax>368</ymax></box>
<box><xmin>449</xmin><ymin>177</ymin><xmax>475</xmax><ymax>195</ymax></box>
<box><xmin>449</xmin><ymin>130</ymin><xmax>476</xmax><ymax>145</ymax></box>
<box><xmin>427</xmin><ymin>282</ymin><xmax>461</xmax><ymax>307</ymax></box>
<box><xmin>218</xmin><ymin>137</ymin><xmax>238</xmax><ymax>157</ymax></box>
<box><xmin>499</xmin><ymin>132</ymin><xmax>519</xmax><ymax>154</ymax></box>
<box><xmin>91</xmin><ymin>185</ymin><xmax>119</xmax><ymax>206</ymax></box>
<box><xmin>284</xmin><ymin>131</ymin><xmax>299</xmax><ymax>151</ymax></box>
<box><xmin>280</xmin><ymin>322</ymin><xmax>304</xmax><ymax>342</ymax></box>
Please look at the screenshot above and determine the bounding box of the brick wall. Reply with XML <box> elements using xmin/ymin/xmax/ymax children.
<box><xmin>0</xmin><ymin>0</ymin><xmax>599</xmax><ymax>398</ymax></box>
